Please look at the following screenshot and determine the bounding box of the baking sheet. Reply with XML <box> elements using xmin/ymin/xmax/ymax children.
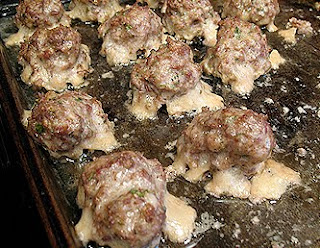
<box><xmin>0</xmin><ymin>0</ymin><xmax>320</xmax><ymax>247</ymax></box>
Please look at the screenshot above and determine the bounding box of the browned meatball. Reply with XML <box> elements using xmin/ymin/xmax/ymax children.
<box><xmin>76</xmin><ymin>151</ymin><xmax>166</xmax><ymax>247</ymax></box>
<box><xmin>18</xmin><ymin>25</ymin><xmax>92</xmax><ymax>91</ymax></box>
<box><xmin>15</xmin><ymin>0</ymin><xmax>70</xmax><ymax>29</ymax></box>
<box><xmin>222</xmin><ymin>0</ymin><xmax>280</xmax><ymax>30</ymax></box>
<box><xmin>68</xmin><ymin>0</ymin><xmax>122</xmax><ymax>23</ymax></box>
<box><xmin>176</xmin><ymin>107</ymin><xmax>276</xmax><ymax>173</ymax></box>
<box><xmin>128</xmin><ymin>37</ymin><xmax>223</xmax><ymax>118</ymax></box>
<box><xmin>5</xmin><ymin>0</ymin><xmax>71</xmax><ymax>46</ymax></box>
<box><xmin>202</xmin><ymin>17</ymin><xmax>271</xmax><ymax>95</ymax></box>
<box><xmin>98</xmin><ymin>4</ymin><xmax>164</xmax><ymax>66</ymax></box>
<box><xmin>162</xmin><ymin>0</ymin><xmax>221</xmax><ymax>46</ymax></box>
<box><xmin>26</xmin><ymin>91</ymin><xmax>117</xmax><ymax>158</ymax></box>
<box><xmin>131</xmin><ymin>37</ymin><xmax>201</xmax><ymax>102</ymax></box>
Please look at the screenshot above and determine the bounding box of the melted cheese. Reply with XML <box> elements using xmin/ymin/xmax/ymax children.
<box><xmin>167</xmin><ymin>152</ymin><xmax>211</xmax><ymax>183</ymax></box>
<box><xmin>278</xmin><ymin>28</ymin><xmax>297</xmax><ymax>44</ymax></box>
<box><xmin>52</xmin><ymin>117</ymin><xmax>118</xmax><ymax>159</ymax></box>
<box><xmin>169</xmin><ymin>153</ymin><xmax>301</xmax><ymax>204</ymax></box>
<box><xmin>22</xmin><ymin>110</ymin><xmax>31</xmax><ymax>127</ymax></box>
<box><xmin>5</xmin><ymin>16</ymin><xmax>70</xmax><ymax>47</ymax></box>
<box><xmin>269</xmin><ymin>49</ymin><xmax>286</xmax><ymax>69</ymax></box>
<box><xmin>166</xmin><ymin>81</ymin><xmax>224</xmax><ymax>116</ymax></box>
<box><xmin>205</xmin><ymin>167</ymin><xmax>251</xmax><ymax>199</ymax></box>
<box><xmin>5</xmin><ymin>26</ymin><xmax>32</xmax><ymax>47</ymax></box>
<box><xmin>202</xmin><ymin>18</ymin><xmax>219</xmax><ymax>47</ymax></box>
<box><xmin>127</xmin><ymin>90</ymin><xmax>162</xmax><ymax>120</ymax></box>
<box><xmin>249</xmin><ymin>159</ymin><xmax>301</xmax><ymax>204</ymax></box>
<box><xmin>230</xmin><ymin>64</ymin><xmax>255</xmax><ymax>94</ymax></box>
<box><xmin>20</xmin><ymin>44</ymin><xmax>91</xmax><ymax>92</ymax></box>
<box><xmin>75</xmin><ymin>207</ymin><xmax>94</xmax><ymax>246</ymax></box>
<box><xmin>267</xmin><ymin>22</ymin><xmax>278</xmax><ymax>32</ymax></box>
<box><xmin>163</xmin><ymin>193</ymin><xmax>197</xmax><ymax>243</ymax></box>
<box><xmin>129</xmin><ymin>81</ymin><xmax>223</xmax><ymax>120</ymax></box>
<box><xmin>68</xmin><ymin>0</ymin><xmax>122</xmax><ymax>23</ymax></box>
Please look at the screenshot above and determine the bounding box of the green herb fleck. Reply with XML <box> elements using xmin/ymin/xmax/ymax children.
<box><xmin>225</xmin><ymin>115</ymin><xmax>238</xmax><ymax>123</ymax></box>
<box><xmin>130</xmin><ymin>188</ymin><xmax>148</xmax><ymax>197</ymax></box>
<box><xmin>88</xmin><ymin>172</ymin><xmax>96</xmax><ymax>181</ymax></box>
<box><xmin>35</xmin><ymin>123</ymin><xmax>44</xmax><ymax>134</ymax></box>
<box><xmin>75</xmin><ymin>97</ymin><xmax>82</xmax><ymax>102</ymax></box>
<box><xmin>125</xmin><ymin>23</ymin><xmax>133</xmax><ymax>31</ymax></box>
<box><xmin>234</xmin><ymin>26</ymin><xmax>241</xmax><ymax>39</ymax></box>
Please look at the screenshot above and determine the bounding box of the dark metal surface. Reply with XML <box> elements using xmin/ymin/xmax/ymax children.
<box><xmin>0</xmin><ymin>0</ymin><xmax>320</xmax><ymax>247</ymax></box>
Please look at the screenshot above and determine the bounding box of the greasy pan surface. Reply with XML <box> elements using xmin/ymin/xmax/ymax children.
<box><xmin>0</xmin><ymin>0</ymin><xmax>320</xmax><ymax>247</ymax></box>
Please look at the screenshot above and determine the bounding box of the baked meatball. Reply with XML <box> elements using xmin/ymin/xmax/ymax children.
<box><xmin>26</xmin><ymin>91</ymin><xmax>117</xmax><ymax>158</ymax></box>
<box><xmin>128</xmin><ymin>37</ymin><xmax>223</xmax><ymax>119</ymax></box>
<box><xmin>162</xmin><ymin>0</ymin><xmax>221</xmax><ymax>47</ymax></box>
<box><xmin>5</xmin><ymin>0</ymin><xmax>70</xmax><ymax>46</ymax></box>
<box><xmin>75</xmin><ymin>151</ymin><xmax>166</xmax><ymax>247</ymax></box>
<box><xmin>222</xmin><ymin>0</ymin><xmax>280</xmax><ymax>31</ymax></box>
<box><xmin>175</xmin><ymin>107</ymin><xmax>275</xmax><ymax>173</ymax></box>
<box><xmin>68</xmin><ymin>0</ymin><xmax>122</xmax><ymax>23</ymax></box>
<box><xmin>18</xmin><ymin>25</ymin><xmax>92</xmax><ymax>92</ymax></box>
<box><xmin>98</xmin><ymin>4</ymin><xmax>164</xmax><ymax>66</ymax></box>
<box><xmin>202</xmin><ymin>17</ymin><xmax>271</xmax><ymax>95</ymax></box>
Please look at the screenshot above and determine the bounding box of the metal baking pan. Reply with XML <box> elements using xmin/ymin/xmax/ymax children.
<box><xmin>0</xmin><ymin>0</ymin><xmax>320</xmax><ymax>247</ymax></box>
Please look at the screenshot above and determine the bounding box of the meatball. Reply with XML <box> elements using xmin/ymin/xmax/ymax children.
<box><xmin>5</xmin><ymin>0</ymin><xmax>70</xmax><ymax>46</ymax></box>
<box><xmin>98</xmin><ymin>4</ymin><xmax>164</xmax><ymax>66</ymax></box>
<box><xmin>131</xmin><ymin>37</ymin><xmax>201</xmax><ymax>102</ymax></box>
<box><xmin>202</xmin><ymin>17</ymin><xmax>271</xmax><ymax>95</ymax></box>
<box><xmin>175</xmin><ymin>107</ymin><xmax>276</xmax><ymax>173</ymax></box>
<box><xmin>222</xmin><ymin>0</ymin><xmax>280</xmax><ymax>31</ymax></box>
<box><xmin>76</xmin><ymin>151</ymin><xmax>166</xmax><ymax>247</ymax></box>
<box><xmin>68</xmin><ymin>0</ymin><xmax>122</xmax><ymax>23</ymax></box>
<box><xmin>26</xmin><ymin>91</ymin><xmax>117</xmax><ymax>158</ymax></box>
<box><xmin>18</xmin><ymin>25</ymin><xmax>92</xmax><ymax>91</ymax></box>
<box><xmin>128</xmin><ymin>37</ymin><xmax>223</xmax><ymax>118</ymax></box>
<box><xmin>162</xmin><ymin>0</ymin><xmax>221</xmax><ymax>47</ymax></box>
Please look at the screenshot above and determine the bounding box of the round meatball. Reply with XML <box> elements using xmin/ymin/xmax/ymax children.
<box><xmin>15</xmin><ymin>0</ymin><xmax>70</xmax><ymax>29</ymax></box>
<box><xmin>27</xmin><ymin>91</ymin><xmax>116</xmax><ymax>158</ymax></box>
<box><xmin>18</xmin><ymin>25</ymin><xmax>92</xmax><ymax>91</ymax></box>
<box><xmin>162</xmin><ymin>0</ymin><xmax>221</xmax><ymax>46</ymax></box>
<box><xmin>68</xmin><ymin>0</ymin><xmax>122</xmax><ymax>23</ymax></box>
<box><xmin>222</xmin><ymin>0</ymin><xmax>280</xmax><ymax>28</ymax></box>
<box><xmin>5</xmin><ymin>0</ymin><xmax>71</xmax><ymax>47</ymax></box>
<box><xmin>131</xmin><ymin>37</ymin><xmax>201</xmax><ymax>102</ymax></box>
<box><xmin>98</xmin><ymin>4</ymin><xmax>164</xmax><ymax>66</ymax></box>
<box><xmin>176</xmin><ymin>107</ymin><xmax>276</xmax><ymax>173</ymax></box>
<box><xmin>76</xmin><ymin>151</ymin><xmax>166</xmax><ymax>247</ymax></box>
<box><xmin>202</xmin><ymin>17</ymin><xmax>271</xmax><ymax>95</ymax></box>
